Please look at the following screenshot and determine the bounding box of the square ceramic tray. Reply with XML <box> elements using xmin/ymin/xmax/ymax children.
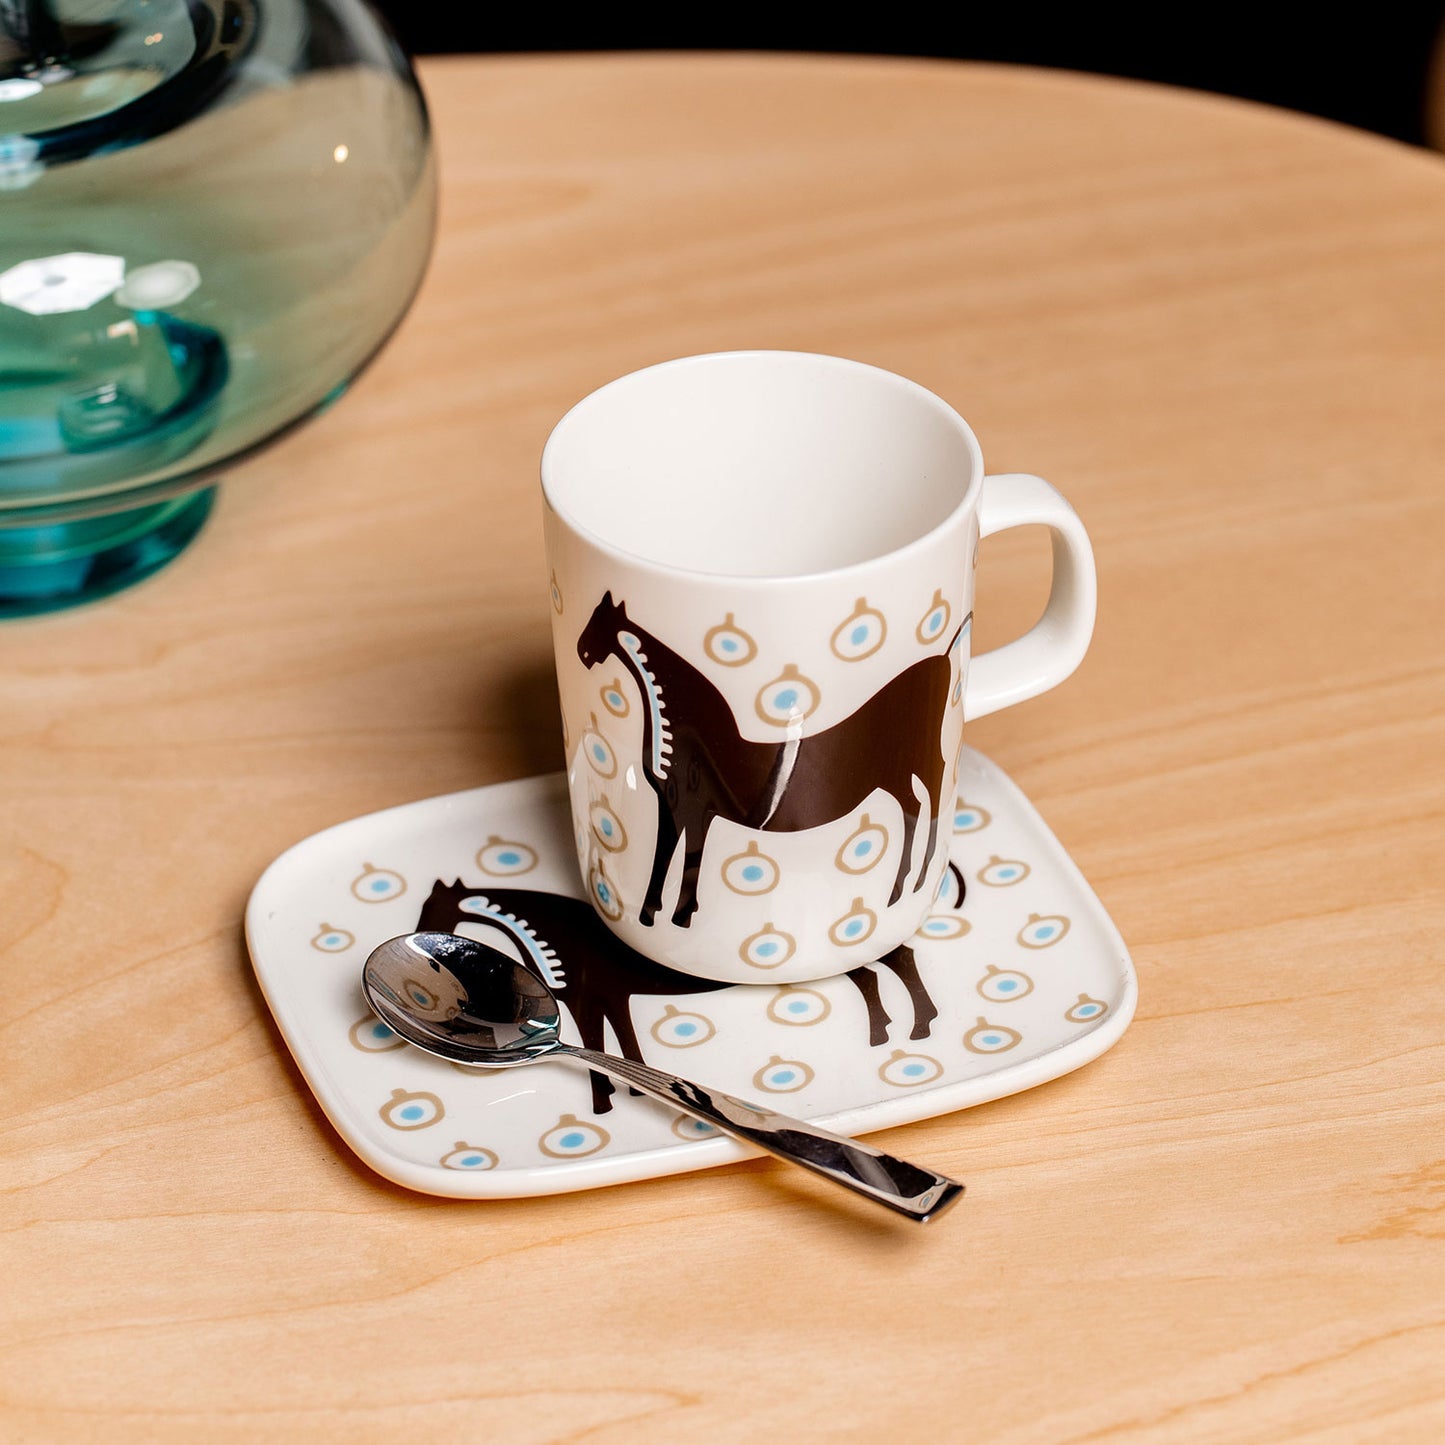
<box><xmin>245</xmin><ymin>747</ymin><xmax>1136</xmax><ymax>1198</ymax></box>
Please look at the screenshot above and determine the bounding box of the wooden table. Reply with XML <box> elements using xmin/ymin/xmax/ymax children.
<box><xmin>4</xmin><ymin>53</ymin><xmax>1443</xmax><ymax>1441</ymax></box>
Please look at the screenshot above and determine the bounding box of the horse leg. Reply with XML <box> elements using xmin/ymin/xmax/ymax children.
<box><xmin>914</xmin><ymin>798</ymin><xmax>940</xmax><ymax>893</ymax></box>
<box><xmin>913</xmin><ymin>769</ymin><xmax>944</xmax><ymax>892</ymax></box>
<box><xmin>876</xmin><ymin>941</ymin><xmax>938</xmax><ymax>1040</ymax></box>
<box><xmin>845</xmin><ymin>964</ymin><xmax>893</xmax><ymax>1047</ymax></box>
<box><xmin>602</xmin><ymin>999</ymin><xmax>647</xmax><ymax>1098</ymax></box>
<box><xmin>670</xmin><ymin>816</ymin><xmax>710</xmax><ymax>928</ymax></box>
<box><xmin>888</xmin><ymin>801</ymin><xmax>920</xmax><ymax>907</ymax></box>
<box><xmin>567</xmin><ymin>994</ymin><xmax>617</xmax><ymax>1114</ymax></box>
<box><xmin>641</xmin><ymin>803</ymin><xmax>680</xmax><ymax>927</ymax></box>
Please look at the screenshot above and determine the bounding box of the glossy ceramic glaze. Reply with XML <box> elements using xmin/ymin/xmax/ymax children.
<box><xmin>543</xmin><ymin>352</ymin><xmax>1097</xmax><ymax>981</ymax></box>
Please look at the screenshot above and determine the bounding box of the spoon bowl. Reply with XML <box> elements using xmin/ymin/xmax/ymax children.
<box><xmin>364</xmin><ymin>930</ymin><xmax>560</xmax><ymax>1066</ymax></box>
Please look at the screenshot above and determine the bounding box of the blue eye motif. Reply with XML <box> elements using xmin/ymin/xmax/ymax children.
<box><xmin>351</xmin><ymin>864</ymin><xmax>406</xmax><ymax>903</ymax></box>
<box><xmin>579</xmin><ymin>713</ymin><xmax>618</xmax><ymax>779</ymax></box>
<box><xmin>588</xmin><ymin>862</ymin><xmax>624</xmax><ymax>920</ymax></box>
<box><xmin>348</xmin><ymin>1015</ymin><xmax>404</xmax><ymax>1053</ymax></box>
<box><xmin>740</xmin><ymin>923</ymin><xmax>796</xmax><ymax>970</ymax></box>
<box><xmin>977</xmin><ymin>967</ymin><xmax>1033</xmax><ymax>1002</ymax></box>
<box><xmin>835</xmin><ymin>814</ymin><xmax>889</xmax><ymax>875</ymax></box>
<box><xmin>539</xmin><ymin>1113</ymin><xmax>610</xmax><ymax>1159</ymax></box>
<box><xmin>767</xmin><ymin>986</ymin><xmax>832</xmax><ymax>1026</ymax></box>
<box><xmin>651</xmin><ymin>1004</ymin><xmax>717</xmax><ymax>1048</ymax></box>
<box><xmin>589</xmin><ymin>798</ymin><xmax>629</xmax><ymax>854</ymax></box>
<box><xmin>673</xmin><ymin>1116</ymin><xmax>721</xmax><ymax>1141</ymax></box>
<box><xmin>917</xmin><ymin>913</ymin><xmax>969</xmax><ymax>941</ymax></box>
<box><xmin>477</xmin><ymin>834</ymin><xmax>539</xmax><ymax>877</ymax></box>
<box><xmin>978</xmin><ymin>856</ymin><xmax>1030</xmax><ymax>887</ymax></box>
<box><xmin>915</xmin><ymin>588</ymin><xmax>951</xmax><ymax>644</ymax></box>
<box><xmin>753</xmin><ymin>1055</ymin><xmax>814</xmax><ymax>1093</ymax></box>
<box><xmin>828</xmin><ymin>898</ymin><xmax>877</xmax><ymax>948</ymax></box>
<box><xmin>830</xmin><ymin>598</ymin><xmax>888</xmax><ymax>661</ymax></box>
<box><xmin>879</xmin><ymin>1049</ymin><xmax>944</xmax><ymax>1087</ymax></box>
<box><xmin>441</xmin><ymin>1141</ymin><xmax>498</xmax><ymax>1171</ymax></box>
<box><xmin>1066</xmin><ymin>995</ymin><xmax>1109</xmax><ymax>1024</ymax></box>
<box><xmin>600</xmin><ymin>677</ymin><xmax>630</xmax><ymax>717</ymax></box>
<box><xmin>952</xmin><ymin>801</ymin><xmax>991</xmax><ymax>833</ymax></box>
<box><xmin>963</xmin><ymin>1017</ymin><xmax>1022</xmax><ymax>1055</ymax></box>
<box><xmin>754</xmin><ymin>665</ymin><xmax>820</xmax><ymax>726</ymax></box>
<box><xmin>1017</xmin><ymin>913</ymin><xmax>1070</xmax><ymax>949</ymax></box>
<box><xmin>722</xmin><ymin>840</ymin><xmax>780</xmax><ymax>895</ymax></box>
<box><xmin>379</xmin><ymin>1088</ymin><xmax>443</xmax><ymax>1131</ymax></box>
<box><xmin>704</xmin><ymin>613</ymin><xmax>758</xmax><ymax>667</ymax></box>
<box><xmin>311</xmin><ymin>923</ymin><xmax>355</xmax><ymax>953</ymax></box>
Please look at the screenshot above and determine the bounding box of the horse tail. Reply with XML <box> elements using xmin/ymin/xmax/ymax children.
<box><xmin>940</xmin><ymin>860</ymin><xmax>966</xmax><ymax>909</ymax></box>
<box><xmin>947</xmin><ymin>612</ymin><xmax>972</xmax><ymax>654</ymax></box>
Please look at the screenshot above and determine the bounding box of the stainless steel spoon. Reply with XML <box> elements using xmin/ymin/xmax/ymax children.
<box><xmin>363</xmin><ymin>931</ymin><xmax>964</xmax><ymax>1223</ymax></box>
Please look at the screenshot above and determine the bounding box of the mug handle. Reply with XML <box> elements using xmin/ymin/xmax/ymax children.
<box><xmin>963</xmin><ymin>472</ymin><xmax>1098</xmax><ymax>722</ymax></box>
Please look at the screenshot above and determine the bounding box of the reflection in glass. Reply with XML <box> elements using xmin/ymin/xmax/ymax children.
<box><xmin>0</xmin><ymin>0</ymin><xmax>436</xmax><ymax>612</ymax></box>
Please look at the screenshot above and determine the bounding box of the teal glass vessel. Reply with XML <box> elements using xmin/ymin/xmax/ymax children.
<box><xmin>0</xmin><ymin>0</ymin><xmax>435</xmax><ymax>615</ymax></box>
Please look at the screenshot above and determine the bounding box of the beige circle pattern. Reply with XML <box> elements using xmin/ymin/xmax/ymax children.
<box><xmin>829</xmin><ymin>596</ymin><xmax>888</xmax><ymax>661</ymax></box>
<box><xmin>827</xmin><ymin>897</ymin><xmax>877</xmax><ymax>948</ymax></box>
<box><xmin>739</xmin><ymin>921</ymin><xmax>796</xmax><ymax>969</ymax></box>
<box><xmin>721</xmin><ymin>840</ymin><xmax>780</xmax><ymax>895</ymax></box>
<box><xmin>834</xmin><ymin>814</ymin><xmax>888</xmax><ymax>875</ymax></box>
<box><xmin>703</xmin><ymin>613</ymin><xmax>758</xmax><ymax>667</ymax></box>
<box><xmin>754</xmin><ymin>664</ymin><xmax>821</xmax><ymax>726</ymax></box>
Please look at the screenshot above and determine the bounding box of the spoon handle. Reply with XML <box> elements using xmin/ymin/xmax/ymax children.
<box><xmin>560</xmin><ymin>1045</ymin><xmax>963</xmax><ymax>1222</ymax></box>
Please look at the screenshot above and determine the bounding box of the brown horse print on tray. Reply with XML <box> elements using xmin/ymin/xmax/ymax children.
<box><xmin>416</xmin><ymin>872</ymin><xmax>962</xmax><ymax>1114</ymax></box>
<box><xmin>576</xmin><ymin>592</ymin><xmax>963</xmax><ymax>929</ymax></box>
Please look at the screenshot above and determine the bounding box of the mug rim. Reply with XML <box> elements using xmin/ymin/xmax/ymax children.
<box><xmin>540</xmin><ymin>349</ymin><xmax>986</xmax><ymax>588</ymax></box>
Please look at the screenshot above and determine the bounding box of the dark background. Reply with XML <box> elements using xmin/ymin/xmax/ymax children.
<box><xmin>374</xmin><ymin>4</ymin><xmax>1445</xmax><ymax>147</ymax></box>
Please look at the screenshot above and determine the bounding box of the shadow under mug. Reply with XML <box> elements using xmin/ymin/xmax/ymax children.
<box><xmin>542</xmin><ymin>350</ymin><xmax>1096</xmax><ymax>984</ymax></box>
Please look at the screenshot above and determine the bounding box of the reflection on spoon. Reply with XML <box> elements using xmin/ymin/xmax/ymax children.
<box><xmin>362</xmin><ymin>931</ymin><xmax>964</xmax><ymax>1224</ymax></box>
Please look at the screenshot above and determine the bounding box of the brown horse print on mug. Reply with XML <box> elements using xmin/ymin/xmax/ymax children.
<box><xmin>576</xmin><ymin>592</ymin><xmax>962</xmax><ymax>930</ymax></box>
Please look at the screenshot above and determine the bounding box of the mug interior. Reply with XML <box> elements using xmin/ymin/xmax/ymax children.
<box><xmin>541</xmin><ymin>351</ymin><xmax>982</xmax><ymax>578</ymax></box>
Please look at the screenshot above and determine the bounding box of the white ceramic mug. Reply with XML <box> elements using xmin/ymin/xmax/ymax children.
<box><xmin>542</xmin><ymin>351</ymin><xmax>1096</xmax><ymax>984</ymax></box>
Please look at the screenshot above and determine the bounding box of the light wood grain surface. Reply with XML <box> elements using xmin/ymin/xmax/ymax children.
<box><xmin>3</xmin><ymin>52</ymin><xmax>1443</xmax><ymax>1443</ymax></box>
